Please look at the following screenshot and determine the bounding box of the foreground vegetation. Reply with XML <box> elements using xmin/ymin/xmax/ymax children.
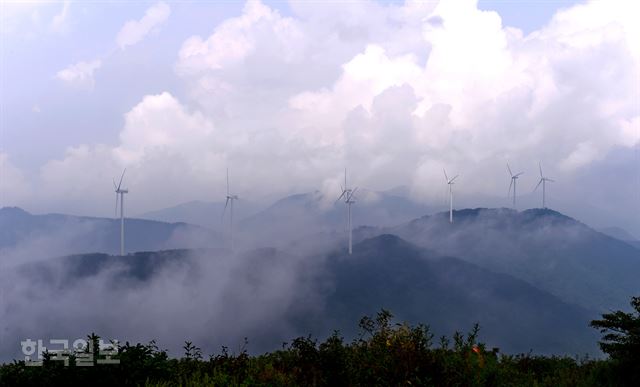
<box><xmin>2</xmin><ymin>297</ymin><xmax>639</xmax><ymax>386</ymax></box>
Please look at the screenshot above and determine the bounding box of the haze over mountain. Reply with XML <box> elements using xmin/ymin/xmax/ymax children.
<box><xmin>139</xmin><ymin>200</ymin><xmax>262</xmax><ymax>231</ymax></box>
<box><xmin>357</xmin><ymin>208</ymin><xmax>640</xmax><ymax>312</ymax></box>
<box><xmin>237</xmin><ymin>190</ymin><xmax>433</xmax><ymax>247</ymax></box>
<box><xmin>2</xmin><ymin>2</ymin><xmax>638</xmax><ymax>380</ymax></box>
<box><xmin>0</xmin><ymin>234</ymin><xmax>599</xmax><ymax>361</ymax></box>
<box><xmin>137</xmin><ymin>190</ymin><xmax>434</xmax><ymax>248</ymax></box>
<box><xmin>316</xmin><ymin>234</ymin><xmax>598</xmax><ymax>355</ymax></box>
<box><xmin>3</xmin><ymin>202</ymin><xmax>637</xmax><ymax>314</ymax></box>
<box><xmin>0</xmin><ymin>207</ymin><xmax>221</xmax><ymax>263</ymax></box>
<box><xmin>598</xmin><ymin>226</ymin><xmax>640</xmax><ymax>249</ymax></box>
<box><xmin>1</xmin><ymin>200</ymin><xmax>636</xmax><ymax>361</ymax></box>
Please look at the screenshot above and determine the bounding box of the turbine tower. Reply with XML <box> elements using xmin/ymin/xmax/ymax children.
<box><xmin>336</xmin><ymin>169</ymin><xmax>358</xmax><ymax>255</ymax></box>
<box><xmin>222</xmin><ymin>168</ymin><xmax>239</xmax><ymax>251</ymax></box>
<box><xmin>443</xmin><ymin>169</ymin><xmax>458</xmax><ymax>223</ymax></box>
<box><xmin>113</xmin><ymin>169</ymin><xmax>128</xmax><ymax>256</ymax></box>
<box><xmin>507</xmin><ymin>163</ymin><xmax>524</xmax><ymax>209</ymax></box>
<box><xmin>534</xmin><ymin>162</ymin><xmax>554</xmax><ymax>209</ymax></box>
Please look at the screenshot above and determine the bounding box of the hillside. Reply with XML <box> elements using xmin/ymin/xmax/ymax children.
<box><xmin>599</xmin><ymin>226</ymin><xmax>640</xmax><ymax>249</ymax></box>
<box><xmin>238</xmin><ymin>190</ymin><xmax>432</xmax><ymax>247</ymax></box>
<box><xmin>312</xmin><ymin>234</ymin><xmax>598</xmax><ymax>355</ymax></box>
<box><xmin>380</xmin><ymin>208</ymin><xmax>640</xmax><ymax>311</ymax></box>
<box><xmin>2</xmin><ymin>235</ymin><xmax>600</xmax><ymax>359</ymax></box>
<box><xmin>0</xmin><ymin>207</ymin><xmax>221</xmax><ymax>260</ymax></box>
<box><xmin>139</xmin><ymin>200</ymin><xmax>262</xmax><ymax>231</ymax></box>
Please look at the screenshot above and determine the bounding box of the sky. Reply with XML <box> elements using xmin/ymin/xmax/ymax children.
<box><xmin>0</xmin><ymin>0</ymin><xmax>638</xmax><ymax>235</ymax></box>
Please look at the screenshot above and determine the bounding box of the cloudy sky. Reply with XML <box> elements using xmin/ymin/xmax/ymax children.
<box><xmin>1</xmin><ymin>0</ymin><xmax>638</xmax><ymax>234</ymax></box>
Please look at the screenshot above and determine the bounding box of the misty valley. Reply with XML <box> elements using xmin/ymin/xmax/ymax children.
<box><xmin>2</xmin><ymin>198</ymin><xmax>639</xmax><ymax>366</ymax></box>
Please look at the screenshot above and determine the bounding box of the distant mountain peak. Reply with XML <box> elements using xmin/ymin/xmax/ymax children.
<box><xmin>409</xmin><ymin>207</ymin><xmax>576</xmax><ymax>225</ymax></box>
<box><xmin>0</xmin><ymin>206</ymin><xmax>31</xmax><ymax>216</ymax></box>
<box><xmin>598</xmin><ymin>226</ymin><xmax>638</xmax><ymax>242</ymax></box>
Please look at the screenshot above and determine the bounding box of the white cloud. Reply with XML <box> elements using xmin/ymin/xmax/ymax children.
<box><xmin>50</xmin><ymin>0</ymin><xmax>71</xmax><ymax>34</ymax></box>
<box><xmin>55</xmin><ymin>59</ymin><xmax>101</xmax><ymax>89</ymax></box>
<box><xmin>37</xmin><ymin>92</ymin><xmax>225</xmax><ymax>214</ymax></box>
<box><xmin>8</xmin><ymin>0</ymin><xmax>640</xmax><ymax>232</ymax></box>
<box><xmin>177</xmin><ymin>0</ymin><xmax>303</xmax><ymax>74</ymax></box>
<box><xmin>116</xmin><ymin>1</ymin><xmax>171</xmax><ymax>49</ymax></box>
<box><xmin>115</xmin><ymin>92</ymin><xmax>216</xmax><ymax>164</ymax></box>
<box><xmin>0</xmin><ymin>153</ymin><xmax>31</xmax><ymax>207</ymax></box>
<box><xmin>288</xmin><ymin>45</ymin><xmax>423</xmax><ymax>144</ymax></box>
<box><xmin>559</xmin><ymin>142</ymin><xmax>600</xmax><ymax>171</ymax></box>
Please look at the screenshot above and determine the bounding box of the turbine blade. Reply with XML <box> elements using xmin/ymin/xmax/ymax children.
<box><xmin>508</xmin><ymin>178</ymin><xmax>513</xmax><ymax>195</ymax></box>
<box><xmin>443</xmin><ymin>168</ymin><xmax>449</xmax><ymax>182</ymax></box>
<box><xmin>221</xmin><ymin>198</ymin><xmax>229</xmax><ymax>221</ymax></box>
<box><xmin>539</xmin><ymin>162</ymin><xmax>543</xmax><ymax>178</ymax></box>
<box><xmin>117</xmin><ymin>168</ymin><xmax>126</xmax><ymax>190</ymax></box>
<box><xmin>113</xmin><ymin>178</ymin><xmax>117</xmax><ymax>190</ymax></box>
<box><xmin>507</xmin><ymin>163</ymin><xmax>513</xmax><ymax>177</ymax></box>
<box><xmin>344</xmin><ymin>168</ymin><xmax>347</xmax><ymax>191</ymax></box>
<box><xmin>335</xmin><ymin>190</ymin><xmax>346</xmax><ymax>203</ymax></box>
<box><xmin>348</xmin><ymin>187</ymin><xmax>358</xmax><ymax>201</ymax></box>
<box><xmin>450</xmin><ymin>175</ymin><xmax>459</xmax><ymax>183</ymax></box>
<box><xmin>546</xmin><ymin>178</ymin><xmax>555</xmax><ymax>183</ymax></box>
<box><xmin>515</xmin><ymin>172</ymin><xmax>524</xmax><ymax>177</ymax></box>
<box><xmin>533</xmin><ymin>178</ymin><xmax>543</xmax><ymax>192</ymax></box>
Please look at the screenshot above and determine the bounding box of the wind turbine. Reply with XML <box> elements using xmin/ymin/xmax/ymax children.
<box><xmin>443</xmin><ymin>169</ymin><xmax>458</xmax><ymax>223</ymax></box>
<box><xmin>534</xmin><ymin>162</ymin><xmax>554</xmax><ymax>209</ymax></box>
<box><xmin>113</xmin><ymin>169</ymin><xmax>128</xmax><ymax>256</ymax></box>
<box><xmin>336</xmin><ymin>169</ymin><xmax>358</xmax><ymax>255</ymax></box>
<box><xmin>222</xmin><ymin>168</ymin><xmax>238</xmax><ymax>251</ymax></box>
<box><xmin>507</xmin><ymin>163</ymin><xmax>524</xmax><ymax>209</ymax></box>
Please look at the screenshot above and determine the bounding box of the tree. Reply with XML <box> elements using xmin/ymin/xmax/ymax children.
<box><xmin>590</xmin><ymin>295</ymin><xmax>640</xmax><ymax>385</ymax></box>
<box><xmin>590</xmin><ymin>296</ymin><xmax>640</xmax><ymax>360</ymax></box>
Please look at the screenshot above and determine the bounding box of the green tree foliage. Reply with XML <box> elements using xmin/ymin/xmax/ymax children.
<box><xmin>590</xmin><ymin>295</ymin><xmax>640</xmax><ymax>385</ymax></box>
<box><xmin>0</xmin><ymin>307</ymin><xmax>634</xmax><ymax>386</ymax></box>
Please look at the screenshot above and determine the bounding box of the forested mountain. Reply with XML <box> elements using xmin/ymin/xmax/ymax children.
<box><xmin>3</xmin><ymin>234</ymin><xmax>599</xmax><ymax>358</ymax></box>
<box><xmin>368</xmin><ymin>208</ymin><xmax>640</xmax><ymax>311</ymax></box>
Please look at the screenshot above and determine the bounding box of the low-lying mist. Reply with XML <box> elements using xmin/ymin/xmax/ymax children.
<box><xmin>2</xmin><ymin>204</ymin><xmax>637</xmax><ymax>362</ymax></box>
<box><xmin>0</xmin><ymin>246</ymin><xmax>327</xmax><ymax>362</ymax></box>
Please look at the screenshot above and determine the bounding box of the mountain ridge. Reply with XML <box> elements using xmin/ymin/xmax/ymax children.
<box><xmin>373</xmin><ymin>207</ymin><xmax>640</xmax><ymax>312</ymax></box>
<box><xmin>0</xmin><ymin>206</ymin><xmax>221</xmax><ymax>259</ymax></box>
<box><xmin>3</xmin><ymin>235</ymin><xmax>600</xmax><ymax>357</ymax></box>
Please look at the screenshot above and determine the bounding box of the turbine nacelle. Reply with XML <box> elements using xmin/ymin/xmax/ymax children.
<box><xmin>443</xmin><ymin>169</ymin><xmax>458</xmax><ymax>185</ymax></box>
<box><xmin>534</xmin><ymin>162</ymin><xmax>555</xmax><ymax>191</ymax></box>
<box><xmin>443</xmin><ymin>168</ymin><xmax>458</xmax><ymax>224</ymax></box>
<box><xmin>346</xmin><ymin>187</ymin><xmax>358</xmax><ymax>204</ymax></box>
<box><xmin>222</xmin><ymin>189</ymin><xmax>238</xmax><ymax>221</ymax></box>
<box><xmin>335</xmin><ymin>188</ymin><xmax>350</xmax><ymax>203</ymax></box>
<box><xmin>338</xmin><ymin>168</ymin><xmax>356</xmax><ymax>254</ymax></box>
<box><xmin>534</xmin><ymin>162</ymin><xmax>556</xmax><ymax>209</ymax></box>
<box><xmin>112</xmin><ymin>168</ymin><xmax>128</xmax><ymax>256</ymax></box>
<box><xmin>507</xmin><ymin>164</ymin><xmax>524</xmax><ymax>200</ymax></box>
<box><xmin>507</xmin><ymin>163</ymin><xmax>524</xmax><ymax>179</ymax></box>
<box><xmin>113</xmin><ymin>169</ymin><xmax>129</xmax><ymax>217</ymax></box>
<box><xmin>222</xmin><ymin>168</ymin><xmax>239</xmax><ymax>251</ymax></box>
